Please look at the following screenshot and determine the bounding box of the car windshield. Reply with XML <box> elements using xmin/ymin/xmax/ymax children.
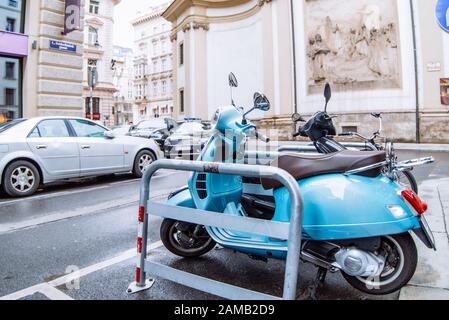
<box><xmin>176</xmin><ymin>122</ymin><xmax>205</xmax><ymax>134</ymax></box>
<box><xmin>0</xmin><ymin>119</ymin><xmax>27</xmax><ymax>134</ymax></box>
<box><xmin>136</xmin><ymin>119</ymin><xmax>166</xmax><ymax>130</ymax></box>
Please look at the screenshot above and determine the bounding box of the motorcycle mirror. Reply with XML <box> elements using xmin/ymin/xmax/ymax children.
<box><xmin>228</xmin><ymin>72</ymin><xmax>238</xmax><ymax>106</ymax></box>
<box><xmin>253</xmin><ymin>92</ymin><xmax>271</xmax><ymax>111</ymax></box>
<box><xmin>292</xmin><ymin>113</ymin><xmax>305</xmax><ymax>122</ymax></box>
<box><xmin>324</xmin><ymin>83</ymin><xmax>331</xmax><ymax>112</ymax></box>
<box><xmin>228</xmin><ymin>72</ymin><xmax>238</xmax><ymax>88</ymax></box>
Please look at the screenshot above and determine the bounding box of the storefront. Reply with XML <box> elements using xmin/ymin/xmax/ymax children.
<box><xmin>0</xmin><ymin>0</ymin><xmax>27</xmax><ymax>123</ymax></box>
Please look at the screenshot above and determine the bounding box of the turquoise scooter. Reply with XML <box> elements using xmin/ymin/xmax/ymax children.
<box><xmin>160</xmin><ymin>75</ymin><xmax>435</xmax><ymax>295</ymax></box>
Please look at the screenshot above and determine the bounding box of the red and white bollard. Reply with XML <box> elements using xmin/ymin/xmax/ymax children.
<box><xmin>127</xmin><ymin>205</ymin><xmax>155</xmax><ymax>294</ymax></box>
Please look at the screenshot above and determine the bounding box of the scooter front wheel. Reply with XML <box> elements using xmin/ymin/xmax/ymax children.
<box><xmin>341</xmin><ymin>233</ymin><xmax>417</xmax><ymax>295</ymax></box>
<box><xmin>160</xmin><ymin>219</ymin><xmax>216</xmax><ymax>258</ymax></box>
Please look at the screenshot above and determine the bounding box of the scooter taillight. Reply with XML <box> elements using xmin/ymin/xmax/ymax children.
<box><xmin>401</xmin><ymin>190</ymin><xmax>428</xmax><ymax>215</ymax></box>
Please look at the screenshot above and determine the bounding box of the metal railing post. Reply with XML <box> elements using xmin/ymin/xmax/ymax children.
<box><xmin>128</xmin><ymin>159</ymin><xmax>304</xmax><ymax>300</ymax></box>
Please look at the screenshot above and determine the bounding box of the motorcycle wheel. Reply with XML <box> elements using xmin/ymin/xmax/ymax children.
<box><xmin>395</xmin><ymin>170</ymin><xmax>419</xmax><ymax>194</ymax></box>
<box><xmin>341</xmin><ymin>233</ymin><xmax>417</xmax><ymax>295</ymax></box>
<box><xmin>160</xmin><ymin>219</ymin><xmax>216</xmax><ymax>258</ymax></box>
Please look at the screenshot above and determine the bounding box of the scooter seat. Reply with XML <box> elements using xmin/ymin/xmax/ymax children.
<box><xmin>261</xmin><ymin>150</ymin><xmax>386</xmax><ymax>190</ymax></box>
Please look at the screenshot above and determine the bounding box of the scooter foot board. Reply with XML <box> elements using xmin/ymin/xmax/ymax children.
<box><xmin>149</xmin><ymin>202</ymin><xmax>290</xmax><ymax>240</ymax></box>
<box><xmin>144</xmin><ymin>260</ymin><xmax>281</xmax><ymax>300</ymax></box>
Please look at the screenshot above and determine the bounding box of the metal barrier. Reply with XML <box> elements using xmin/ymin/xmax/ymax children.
<box><xmin>127</xmin><ymin>159</ymin><xmax>304</xmax><ymax>300</ymax></box>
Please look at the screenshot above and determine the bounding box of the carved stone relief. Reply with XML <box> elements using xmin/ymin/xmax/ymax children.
<box><xmin>304</xmin><ymin>0</ymin><xmax>401</xmax><ymax>93</ymax></box>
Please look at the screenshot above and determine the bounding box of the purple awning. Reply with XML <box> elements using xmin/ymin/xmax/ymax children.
<box><xmin>0</xmin><ymin>31</ymin><xmax>28</xmax><ymax>57</ymax></box>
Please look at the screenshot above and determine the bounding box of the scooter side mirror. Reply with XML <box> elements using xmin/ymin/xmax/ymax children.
<box><xmin>292</xmin><ymin>113</ymin><xmax>305</xmax><ymax>122</ymax></box>
<box><xmin>324</xmin><ymin>83</ymin><xmax>332</xmax><ymax>113</ymax></box>
<box><xmin>228</xmin><ymin>72</ymin><xmax>238</xmax><ymax>88</ymax></box>
<box><xmin>253</xmin><ymin>92</ymin><xmax>271</xmax><ymax>111</ymax></box>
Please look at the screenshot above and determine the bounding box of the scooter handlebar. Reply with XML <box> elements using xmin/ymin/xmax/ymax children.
<box><xmin>255</xmin><ymin>131</ymin><xmax>270</xmax><ymax>143</ymax></box>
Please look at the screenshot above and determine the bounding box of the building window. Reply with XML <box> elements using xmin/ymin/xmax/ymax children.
<box><xmin>162</xmin><ymin>81</ymin><xmax>167</xmax><ymax>94</ymax></box>
<box><xmin>153</xmin><ymin>61</ymin><xmax>158</xmax><ymax>73</ymax></box>
<box><xmin>153</xmin><ymin>42</ymin><xmax>158</xmax><ymax>56</ymax></box>
<box><xmin>9</xmin><ymin>0</ymin><xmax>18</xmax><ymax>8</ymax></box>
<box><xmin>89</xmin><ymin>0</ymin><xmax>100</xmax><ymax>14</ymax></box>
<box><xmin>179</xmin><ymin>89</ymin><xmax>185</xmax><ymax>113</ymax></box>
<box><xmin>0</xmin><ymin>56</ymin><xmax>21</xmax><ymax>122</ymax></box>
<box><xmin>161</xmin><ymin>59</ymin><xmax>167</xmax><ymax>71</ymax></box>
<box><xmin>88</xmin><ymin>27</ymin><xmax>99</xmax><ymax>46</ymax></box>
<box><xmin>5</xmin><ymin>88</ymin><xmax>15</xmax><ymax>105</ymax></box>
<box><xmin>153</xmin><ymin>82</ymin><xmax>158</xmax><ymax>96</ymax></box>
<box><xmin>179</xmin><ymin>42</ymin><xmax>184</xmax><ymax>66</ymax></box>
<box><xmin>2</xmin><ymin>0</ymin><xmax>25</xmax><ymax>33</ymax></box>
<box><xmin>6</xmin><ymin>18</ymin><xmax>15</xmax><ymax>32</ymax></box>
<box><xmin>5</xmin><ymin>62</ymin><xmax>15</xmax><ymax>79</ymax></box>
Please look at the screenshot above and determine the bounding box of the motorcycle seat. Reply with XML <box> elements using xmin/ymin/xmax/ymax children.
<box><xmin>261</xmin><ymin>150</ymin><xmax>386</xmax><ymax>190</ymax></box>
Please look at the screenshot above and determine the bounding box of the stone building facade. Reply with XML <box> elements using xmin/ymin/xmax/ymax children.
<box><xmin>82</xmin><ymin>0</ymin><xmax>120</xmax><ymax>126</ymax></box>
<box><xmin>163</xmin><ymin>0</ymin><xmax>449</xmax><ymax>143</ymax></box>
<box><xmin>0</xmin><ymin>0</ymin><xmax>85</xmax><ymax>122</ymax></box>
<box><xmin>132</xmin><ymin>1</ymin><xmax>174</xmax><ymax>122</ymax></box>
<box><xmin>112</xmin><ymin>45</ymin><xmax>134</xmax><ymax>125</ymax></box>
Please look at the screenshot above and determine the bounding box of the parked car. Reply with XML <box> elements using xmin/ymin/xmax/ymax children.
<box><xmin>130</xmin><ymin>117</ymin><xmax>177</xmax><ymax>138</ymax></box>
<box><xmin>110</xmin><ymin>124</ymin><xmax>132</xmax><ymax>136</ymax></box>
<box><xmin>0</xmin><ymin>117</ymin><xmax>164</xmax><ymax>197</ymax></box>
<box><xmin>164</xmin><ymin>121</ymin><xmax>211</xmax><ymax>160</ymax></box>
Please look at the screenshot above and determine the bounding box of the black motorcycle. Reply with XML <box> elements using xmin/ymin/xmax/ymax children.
<box><xmin>291</xmin><ymin>83</ymin><xmax>418</xmax><ymax>194</ymax></box>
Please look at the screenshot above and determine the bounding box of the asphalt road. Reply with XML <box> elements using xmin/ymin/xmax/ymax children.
<box><xmin>0</xmin><ymin>151</ymin><xmax>448</xmax><ymax>300</ymax></box>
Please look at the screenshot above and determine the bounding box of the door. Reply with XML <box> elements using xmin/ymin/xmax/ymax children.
<box><xmin>27</xmin><ymin>119</ymin><xmax>80</xmax><ymax>179</ymax></box>
<box><xmin>67</xmin><ymin>119</ymin><xmax>125</xmax><ymax>175</ymax></box>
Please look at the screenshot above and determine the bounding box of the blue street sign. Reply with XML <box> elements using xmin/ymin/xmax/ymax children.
<box><xmin>436</xmin><ymin>0</ymin><xmax>449</xmax><ymax>32</ymax></box>
<box><xmin>49</xmin><ymin>40</ymin><xmax>77</xmax><ymax>53</ymax></box>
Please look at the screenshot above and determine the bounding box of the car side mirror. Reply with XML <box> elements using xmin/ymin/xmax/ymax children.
<box><xmin>104</xmin><ymin>131</ymin><xmax>115</xmax><ymax>139</ymax></box>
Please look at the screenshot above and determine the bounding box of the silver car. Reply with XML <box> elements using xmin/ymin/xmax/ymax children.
<box><xmin>0</xmin><ymin>117</ymin><xmax>164</xmax><ymax>197</ymax></box>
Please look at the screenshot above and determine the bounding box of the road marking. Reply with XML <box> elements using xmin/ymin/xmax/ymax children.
<box><xmin>0</xmin><ymin>283</ymin><xmax>74</xmax><ymax>301</ymax></box>
<box><xmin>49</xmin><ymin>241</ymin><xmax>163</xmax><ymax>287</ymax></box>
<box><xmin>0</xmin><ymin>170</ymin><xmax>184</xmax><ymax>205</ymax></box>
<box><xmin>0</xmin><ymin>192</ymin><xmax>170</xmax><ymax>234</ymax></box>
<box><xmin>0</xmin><ymin>240</ymin><xmax>163</xmax><ymax>300</ymax></box>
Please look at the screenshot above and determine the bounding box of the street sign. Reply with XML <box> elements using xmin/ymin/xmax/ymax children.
<box><xmin>64</xmin><ymin>0</ymin><xmax>81</xmax><ymax>35</ymax></box>
<box><xmin>88</xmin><ymin>69</ymin><xmax>98</xmax><ymax>88</ymax></box>
<box><xmin>436</xmin><ymin>0</ymin><xmax>449</xmax><ymax>32</ymax></box>
<box><xmin>49</xmin><ymin>40</ymin><xmax>77</xmax><ymax>53</ymax></box>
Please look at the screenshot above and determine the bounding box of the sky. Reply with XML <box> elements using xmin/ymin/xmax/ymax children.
<box><xmin>114</xmin><ymin>0</ymin><xmax>169</xmax><ymax>49</ymax></box>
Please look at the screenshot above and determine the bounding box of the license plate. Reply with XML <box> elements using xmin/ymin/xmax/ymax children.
<box><xmin>419</xmin><ymin>216</ymin><xmax>436</xmax><ymax>249</ymax></box>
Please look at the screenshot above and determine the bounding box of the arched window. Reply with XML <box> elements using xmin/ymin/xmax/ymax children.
<box><xmin>88</xmin><ymin>26</ymin><xmax>99</xmax><ymax>46</ymax></box>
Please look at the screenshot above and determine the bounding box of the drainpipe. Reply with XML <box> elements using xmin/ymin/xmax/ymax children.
<box><xmin>290</xmin><ymin>0</ymin><xmax>298</xmax><ymax>114</ymax></box>
<box><xmin>410</xmin><ymin>0</ymin><xmax>420</xmax><ymax>143</ymax></box>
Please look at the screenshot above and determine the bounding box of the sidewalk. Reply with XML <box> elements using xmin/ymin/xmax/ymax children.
<box><xmin>399</xmin><ymin>178</ymin><xmax>449</xmax><ymax>300</ymax></box>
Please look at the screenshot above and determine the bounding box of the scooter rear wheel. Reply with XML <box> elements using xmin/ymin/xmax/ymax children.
<box><xmin>160</xmin><ymin>219</ymin><xmax>216</xmax><ymax>258</ymax></box>
<box><xmin>341</xmin><ymin>233</ymin><xmax>417</xmax><ymax>295</ymax></box>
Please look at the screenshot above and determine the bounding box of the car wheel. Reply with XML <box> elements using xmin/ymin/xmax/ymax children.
<box><xmin>133</xmin><ymin>150</ymin><xmax>156</xmax><ymax>178</ymax></box>
<box><xmin>3</xmin><ymin>160</ymin><xmax>40</xmax><ymax>197</ymax></box>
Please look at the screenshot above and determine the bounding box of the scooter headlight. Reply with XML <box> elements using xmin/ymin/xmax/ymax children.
<box><xmin>211</xmin><ymin>108</ymin><xmax>221</xmax><ymax>129</ymax></box>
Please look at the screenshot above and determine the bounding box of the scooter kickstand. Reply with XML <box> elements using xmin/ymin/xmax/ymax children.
<box><xmin>305</xmin><ymin>267</ymin><xmax>327</xmax><ymax>300</ymax></box>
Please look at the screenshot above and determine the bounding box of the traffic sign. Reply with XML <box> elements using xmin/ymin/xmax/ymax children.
<box><xmin>436</xmin><ymin>0</ymin><xmax>449</xmax><ymax>32</ymax></box>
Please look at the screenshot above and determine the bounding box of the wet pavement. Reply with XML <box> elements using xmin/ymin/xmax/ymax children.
<box><xmin>0</xmin><ymin>150</ymin><xmax>447</xmax><ymax>300</ymax></box>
